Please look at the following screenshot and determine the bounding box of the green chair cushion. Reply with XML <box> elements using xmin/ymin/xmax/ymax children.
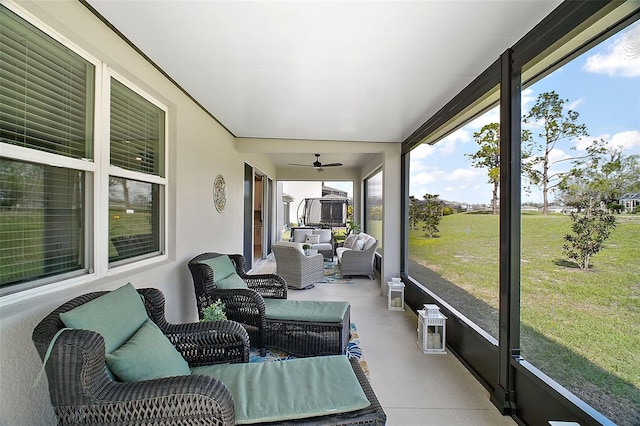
<box><xmin>105</xmin><ymin>319</ymin><xmax>191</xmax><ymax>382</ymax></box>
<box><xmin>216</xmin><ymin>272</ymin><xmax>248</xmax><ymax>289</ymax></box>
<box><xmin>59</xmin><ymin>283</ymin><xmax>148</xmax><ymax>353</ymax></box>
<box><xmin>263</xmin><ymin>299</ymin><xmax>349</xmax><ymax>322</ymax></box>
<box><xmin>191</xmin><ymin>355</ymin><xmax>370</xmax><ymax>424</ymax></box>
<box><xmin>197</xmin><ymin>255</ymin><xmax>237</xmax><ymax>281</ymax></box>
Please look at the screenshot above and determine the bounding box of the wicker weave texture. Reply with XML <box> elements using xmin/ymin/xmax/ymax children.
<box><xmin>188</xmin><ymin>252</ymin><xmax>350</xmax><ymax>357</ymax></box>
<box><xmin>271</xmin><ymin>244</ymin><xmax>324</xmax><ymax>289</ymax></box>
<box><xmin>32</xmin><ymin>288</ymin><xmax>250</xmax><ymax>425</ymax></box>
<box><xmin>338</xmin><ymin>240</ymin><xmax>378</xmax><ymax>279</ymax></box>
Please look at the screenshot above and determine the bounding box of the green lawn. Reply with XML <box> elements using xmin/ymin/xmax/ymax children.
<box><xmin>408</xmin><ymin>212</ymin><xmax>640</xmax><ymax>424</ymax></box>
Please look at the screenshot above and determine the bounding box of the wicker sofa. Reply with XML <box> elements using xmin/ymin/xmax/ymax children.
<box><xmin>32</xmin><ymin>285</ymin><xmax>386</xmax><ymax>425</ymax></box>
<box><xmin>336</xmin><ymin>232</ymin><xmax>379</xmax><ymax>279</ymax></box>
<box><xmin>188</xmin><ymin>252</ymin><xmax>350</xmax><ymax>357</ymax></box>
<box><xmin>289</xmin><ymin>227</ymin><xmax>334</xmax><ymax>260</ymax></box>
<box><xmin>271</xmin><ymin>241</ymin><xmax>324</xmax><ymax>289</ymax></box>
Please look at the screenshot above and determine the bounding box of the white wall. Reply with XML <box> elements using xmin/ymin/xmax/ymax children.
<box><xmin>0</xmin><ymin>1</ymin><xmax>255</xmax><ymax>424</ymax></box>
<box><xmin>0</xmin><ymin>2</ymin><xmax>402</xmax><ymax>424</ymax></box>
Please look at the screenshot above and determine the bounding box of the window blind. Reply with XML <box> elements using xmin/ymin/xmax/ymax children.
<box><xmin>0</xmin><ymin>5</ymin><xmax>94</xmax><ymax>159</ymax></box>
<box><xmin>110</xmin><ymin>78</ymin><xmax>164</xmax><ymax>176</ymax></box>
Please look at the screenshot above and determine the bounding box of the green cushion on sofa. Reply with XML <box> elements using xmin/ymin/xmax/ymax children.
<box><xmin>59</xmin><ymin>283</ymin><xmax>148</xmax><ymax>353</ymax></box>
<box><xmin>197</xmin><ymin>255</ymin><xmax>237</xmax><ymax>281</ymax></box>
<box><xmin>105</xmin><ymin>319</ymin><xmax>191</xmax><ymax>382</ymax></box>
<box><xmin>190</xmin><ymin>355</ymin><xmax>370</xmax><ymax>424</ymax></box>
<box><xmin>263</xmin><ymin>299</ymin><xmax>349</xmax><ymax>322</ymax></box>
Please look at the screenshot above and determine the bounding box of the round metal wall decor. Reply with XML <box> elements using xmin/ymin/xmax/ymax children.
<box><xmin>213</xmin><ymin>174</ymin><xmax>227</xmax><ymax>212</ymax></box>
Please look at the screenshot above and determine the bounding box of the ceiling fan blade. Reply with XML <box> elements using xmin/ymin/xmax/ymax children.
<box><xmin>289</xmin><ymin>154</ymin><xmax>342</xmax><ymax>169</ymax></box>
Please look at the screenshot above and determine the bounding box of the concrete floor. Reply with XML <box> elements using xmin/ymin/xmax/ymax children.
<box><xmin>252</xmin><ymin>259</ymin><xmax>517</xmax><ymax>426</ymax></box>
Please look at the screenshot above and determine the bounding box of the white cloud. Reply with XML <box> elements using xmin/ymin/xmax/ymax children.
<box><xmin>435</xmin><ymin>129</ymin><xmax>472</xmax><ymax>155</ymax></box>
<box><xmin>574</xmin><ymin>135</ymin><xmax>594</xmax><ymax>152</ymax></box>
<box><xmin>583</xmin><ymin>23</ymin><xmax>640</xmax><ymax>77</ymax></box>
<box><xmin>576</xmin><ymin>131</ymin><xmax>640</xmax><ymax>152</ymax></box>
<box><xmin>410</xmin><ymin>143</ymin><xmax>435</xmax><ymax>160</ymax></box>
<box><xmin>447</xmin><ymin>167</ymin><xmax>481</xmax><ymax>182</ymax></box>
<box><xmin>409</xmin><ymin>166</ymin><xmax>484</xmax><ymax>199</ymax></box>
<box><xmin>565</xmin><ymin>98</ymin><xmax>584</xmax><ymax>111</ymax></box>
<box><xmin>548</xmin><ymin>148</ymin><xmax>571</xmax><ymax>165</ymax></box>
<box><xmin>609</xmin><ymin>130</ymin><xmax>640</xmax><ymax>150</ymax></box>
<box><xmin>521</xmin><ymin>88</ymin><xmax>536</xmax><ymax>113</ymax></box>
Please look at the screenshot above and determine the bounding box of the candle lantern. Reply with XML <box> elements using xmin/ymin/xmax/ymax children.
<box><xmin>417</xmin><ymin>304</ymin><xmax>447</xmax><ymax>354</ymax></box>
<box><xmin>387</xmin><ymin>279</ymin><xmax>405</xmax><ymax>311</ymax></box>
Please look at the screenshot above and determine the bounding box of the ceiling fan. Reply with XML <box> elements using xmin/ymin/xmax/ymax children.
<box><xmin>289</xmin><ymin>154</ymin><xmax>343</xmax><ymax>172</ymax></box>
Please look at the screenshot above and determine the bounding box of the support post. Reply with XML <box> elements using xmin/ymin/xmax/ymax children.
<box><xmin>491</xmin><ymin>48</ymin><xmax>522</xmax><ymax>414</ymax></box>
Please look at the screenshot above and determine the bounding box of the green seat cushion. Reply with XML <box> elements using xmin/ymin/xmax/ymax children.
<box><xmin>197</xmin><ymin>255</ymin><xmax>237</xmax><ymax>280</ymax></box>
<box><xmin>59</xmin><ymin>283</ymin><xmax>148</xmax><ymax>353</ymax></box>
<box><xmin>191</xmin><ymin>355</ymin><xmax>370</xmax><ymax>424</ymax></box>
<box><xmin>106</xmin><ymin>319</ymin><xmax>191</xmax><ymax>382</ymax></box>
<box><xmin>264</xmin><ymin>299</ymin><xmax>348</xmax><ymax>322</ymax></box>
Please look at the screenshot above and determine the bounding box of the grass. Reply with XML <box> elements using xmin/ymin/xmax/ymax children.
<box><xmin>408</xmin><ymin>211</ymin><xmax>640</xmax><ymax>425</ymax></box>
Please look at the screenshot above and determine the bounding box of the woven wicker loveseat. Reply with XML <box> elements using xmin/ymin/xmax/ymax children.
<box><xmin>336</xmin><ymin>233</ymin><xmax>379</xmax><ymax>279</ymax></box>
<box><xmin>32</xmin><ymin>285</ymin><xmax>386</xmax><ymax>425</ymax></box>
<box><xmin>188</xmin><ymin>252</ymin><xmax>350</xmax><ymax>357</ymax></box>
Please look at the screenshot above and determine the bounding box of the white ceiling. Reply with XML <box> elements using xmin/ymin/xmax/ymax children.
<box><xmin>86</xmin><ymin>0</ymin><xmax>562</xmax><ymax>168</ymax></box>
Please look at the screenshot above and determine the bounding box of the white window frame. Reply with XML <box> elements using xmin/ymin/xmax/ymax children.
<box><xmin>102</xmin><ymin>68</ymin><xmax>169</xmax><ymax>277</ymax></box>
<box><xmin>0</xmin><ymin>1</ymin><xmax>169</xmax><ymax>306</ymax></box>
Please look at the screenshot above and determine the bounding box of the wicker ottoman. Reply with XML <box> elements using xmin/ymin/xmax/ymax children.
<box><xmin>264</xmin><ymin>301</ymin><xmax>351</xmax><ymax>357</ymax></box>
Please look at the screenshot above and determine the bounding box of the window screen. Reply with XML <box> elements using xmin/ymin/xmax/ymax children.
<box><xmin>0</xmin><ymin>158</ymin><xmax>86</xmax><ymax>289</ymax></box>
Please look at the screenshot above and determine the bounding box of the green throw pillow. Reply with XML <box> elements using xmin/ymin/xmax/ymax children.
<box><xmin>59</xmin><ymin>283</ymin><xmax>148</xmax><ymax>353</ymax></box>
<box><xmin>198</xmin><ymin>255</ymin><xmax>237</xmax><ymax>281</ymax></box>
<box><xmin>105</xmin><ymin>319</ymin><xmax>191</xmax><ymax>382</ymax></box>
<box><xmin>216</xmin><ymin>272</ymin><xmax>248</xmax><ymax>289</ymax></box>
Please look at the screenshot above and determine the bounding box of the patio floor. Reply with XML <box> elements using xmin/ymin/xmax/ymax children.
<box><xmin>251</xmin><ymin>259</ymin><xmax>517</xmax><ymax>426</ymax></box>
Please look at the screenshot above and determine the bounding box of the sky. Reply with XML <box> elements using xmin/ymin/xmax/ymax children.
<box><xmin>409</xmin><ymin>20</ymin><xmax>640</xmax><ymax>206</ymax></box>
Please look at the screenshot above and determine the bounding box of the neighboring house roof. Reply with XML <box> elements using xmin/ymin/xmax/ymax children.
<box><xmin>619</xmin><ymin>192</ymin><xmax>640</xmax><ymax>201</ymax></box>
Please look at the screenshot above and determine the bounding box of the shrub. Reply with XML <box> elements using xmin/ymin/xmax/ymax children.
<box><xmin>201</xmin><ymin>299</ymin><xmax>227</xmax><ymax>321</ymax></box>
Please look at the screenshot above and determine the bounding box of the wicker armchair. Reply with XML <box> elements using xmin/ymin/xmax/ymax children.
<box><xmin>188</xmin><ymin>252</ymin><xmax>287</xmax><ymax>356</ymax></box>
<box><xmin>271</xmin><ymin>242</ymin><xmax>324</xmax><ymax>289</ymax></box>
<box><xmin>189</xmin><ymin>252</ymin><xmax>351</xmax><ymax>357</ymax></box>
<box><xmin>32</xmin><ymin>287</ymin><xmax>249</xmax><ymax>426</ymax></box>
<box><xmin>337</xmin><ymin>239</ymin><xmax>379</xmax><ymax>279</ymax></box>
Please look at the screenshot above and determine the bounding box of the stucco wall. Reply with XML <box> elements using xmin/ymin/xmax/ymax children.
<box><xmin>0</xmin><ymin>1</ymin><xmax>247</xmax><ymax>424</ymax></box>
<box><xmin>0</xmin><ymin>2</ymin><xmax>400</xmax><ymax>424</ymax></box>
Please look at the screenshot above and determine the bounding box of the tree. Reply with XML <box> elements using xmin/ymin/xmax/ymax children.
<box><xmin>418</xmin><ymin>193</ymin><xmax>442</xmax><ymax>238</ymax></box>
<box><xmin>466</xmin><ymin>122</ymin><xmax>533</xmax><ymax>215</ymax></box>
<box><xmin>467</xmin><ymin>123</ymin><xmax>501</xmax><ymax>214</ymax></box>
<box><xmin>563</xmin><ymin>197</ymin><xmax>616</xmax><ymax>270</ymax></box>
<box><xmin>557</xmin><ymin>141</ymin><xmax>640</xmax><ymax>209</ymax></box>
<box><xmin>408</xmin><ymin>195</ymin><xmax>420</xmax><ymax>230</ymax></box>
<box><xmin>523</xmin><ymin>91</ymin><xmax>594</xmax><ymax>215</ymax></box>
